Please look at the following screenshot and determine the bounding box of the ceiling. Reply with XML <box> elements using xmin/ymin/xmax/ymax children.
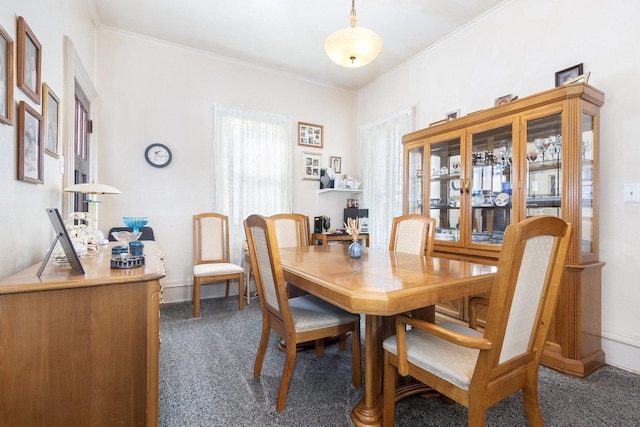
<box><xmin>90</xmin><ymin>0</ymin><xmax>506</xmax><ymax>91</ymax></box>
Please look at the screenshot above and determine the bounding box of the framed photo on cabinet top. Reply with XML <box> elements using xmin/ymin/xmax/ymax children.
<box><xmin>18</xmin><ymin>101</ymin><xmax>44</xmax><ymax>184</ymax></box>
<box><xmin>446</xmin><ymin>109</ymin><xmax>460</xmax><ymax>120</ymax></box>
<box><xmin>298</xmin><ymin>122</ymin><xmax>323</xmax><ymax>148</ymax></box>
<box><xmin>43</xmin><ymin>83</ymin><xmax>60</xmax><ymax>157</ymax></box>
<box><xmin>555</xmin><ymin>63</ymin><xmax>583</xmax><ymax>87</ymax></box>
<box><xmin>0</xmin><ymin>24</ymin><xmax>13</xmax><ymax>125</ymax></box>
<box><xmin>17</xmin><ymin>16</ymin><xmax>42</xmax><ymax>104</ymax></box>
<box><xmin>563</xmin><ymin>71</ymin><xmax>590</xmax><ymax>86</ymax></box>
<box><xmin>302</xmin><ymin>152</ymin><xmax>321</xmax><ymax>180</ymax></box>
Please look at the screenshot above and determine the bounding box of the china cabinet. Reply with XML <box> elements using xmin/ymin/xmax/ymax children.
<box><xmin>403</xmin><ymin>83</ymin><xmax>604</xmax><ymax>377</ymax></box>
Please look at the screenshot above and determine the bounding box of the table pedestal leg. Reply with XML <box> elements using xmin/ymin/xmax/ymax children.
<box><xmin>350</xmin><ymin>307</ymin><xmax>436</xmax><ymax>426</ymax></box>
<box><xmin>350</xmin><ymin>314</ymin><xmax>395</xmax><ymax>426</ymax></box>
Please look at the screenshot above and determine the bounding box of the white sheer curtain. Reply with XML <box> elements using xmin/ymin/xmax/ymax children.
<box><xmin>358</xmin><ymin>107</ymin><xmax>415</xmax><ymax>249</ymax></box>
<box><xmin>212</xmin><ymin>104</ymin><xmax>293</xmax><ymax>264</ymax></box>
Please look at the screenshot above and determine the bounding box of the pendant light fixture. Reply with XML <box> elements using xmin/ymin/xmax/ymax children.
<box><xmin>324</xmin><ymin>0</ymin><xmax>382</xmax><ymax>68</ymax></box>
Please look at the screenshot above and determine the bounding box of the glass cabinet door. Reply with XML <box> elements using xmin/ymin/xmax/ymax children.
<box><xmin>468</xmin><ymin>125</ymin><xmax>513</xmax><ymax>246</ymax></box>
<box><xmin>406</xmin><ymin>146</ymin><xmax>424</xmax><ymax>215</ymax></box>
<box><xmin>524</xmin><ymin>113</ymin><xmax>562</xmax><ymax>218</ymax></box>
<box><xmin>581</xmin><ymin>111</ymin><xmax>596</xmax><ymax>257</ymax></box>
<box><xmin>429</xmin><ymin>137</ymin><xmax>461</xmax><ymax>243</ymax></box>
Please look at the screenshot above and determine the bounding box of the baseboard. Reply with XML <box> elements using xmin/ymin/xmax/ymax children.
<box><xmin>601</xmin><ymin>333</ymin><xmax>640</xmax><ymax>374</ymax></box>
<box><xmin>161</xmin><ymin>279</ymin><xmax>256</xmax><ymax>304</ymax></box>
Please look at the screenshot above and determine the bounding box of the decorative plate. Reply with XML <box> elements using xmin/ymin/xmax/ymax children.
<box><xmin>495</xmin><ymin>192</ymin><xmax>510</xmax><ymax>207</ymax></box>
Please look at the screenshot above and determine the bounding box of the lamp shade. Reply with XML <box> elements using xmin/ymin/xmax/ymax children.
<box><xmin>325</xmin><ymin>26</ymin><xmax>382</xmax><ymax>68</ymax></box>
<box><xmin>63</xmin><ymin>183</ymin><xmax>121</xmax><ymax>194</ymax></box>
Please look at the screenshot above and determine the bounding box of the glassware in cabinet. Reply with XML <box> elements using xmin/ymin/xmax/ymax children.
<box><xmin>524</xmin><ymin>113</ymin><xmax>563</xmax><ymax>219</ymax></box>
<box><xmin>429</xmin><ymin>137</ymin><xmax>461</xmax><ymax>243</ymax></box>
<box><xmin>468</xmin><ymin>125</ymin><xmax>513</xmax><ymax>246</ymax></box>
<box><xmin>406</xmin><ymin>146</ymin><xmax>424</xmax><ymax>214</ymax></box>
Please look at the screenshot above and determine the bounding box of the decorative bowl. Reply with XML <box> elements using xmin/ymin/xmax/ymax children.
<box><xmin>122</xmin><ymin>216</ymin><xmax>149</xmax><ymax>233</ymax></box>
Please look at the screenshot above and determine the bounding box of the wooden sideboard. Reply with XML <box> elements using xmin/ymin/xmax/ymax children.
<box><xmin>0</xmin><ymin>243</ymin><xmax>165</xmax><ymax>426</ymax></box>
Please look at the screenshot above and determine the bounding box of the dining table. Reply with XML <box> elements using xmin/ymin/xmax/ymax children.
<box><xmin>278</xmin><ymin>244</ymin><xmax>497</xmax><ymax>427</ymax></box>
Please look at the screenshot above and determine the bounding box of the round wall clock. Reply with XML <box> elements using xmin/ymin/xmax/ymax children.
<box><xmin>144</xmin><ymin>143</ymin><xmax>172</xmax><ymax>168</ymax></box>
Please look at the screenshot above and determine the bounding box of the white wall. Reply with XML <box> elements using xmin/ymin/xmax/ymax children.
<box><xmin>95</xmin><ymin>28</ymin><xmax>358</xmax><ymax>302</ymax></box>
<box><xmin>0</xmin><ymin>0</ymin><xmax>96</xmax><ymax>279</ymax></box>
<box><xmin>358</xmin><ymin>0</ymin><xmax>640</xmax><ymax>372</ymax></box>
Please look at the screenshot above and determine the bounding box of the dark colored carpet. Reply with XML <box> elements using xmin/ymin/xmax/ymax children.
<box><xmin>159</xmin><ymin>297</ymin><xmax>640</xmax><ymax>426</ymax></box>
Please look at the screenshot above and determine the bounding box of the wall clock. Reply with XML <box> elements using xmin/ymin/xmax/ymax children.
<box><xmin>144</xmin><ymin>143</ymin><xmax>172</xmax><ymax>168</ymax></box>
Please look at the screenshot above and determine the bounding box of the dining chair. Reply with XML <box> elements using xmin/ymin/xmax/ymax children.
<box><xmin>270</xmin><ymin>213</ymin><xmax>311</xmax><ymax>248</ymax></box>
<box><xmin>193</xmin><ymin>213</ymin><xmax>245</xmax><ymax>317</ymax></box>
<box><xmin>388</xmin><ymin>214</ymin><xmax>436</xmax><ymax>256</ymax></box>
<box><xmin>244</xmin><ymin>214</ymin><xmax>362</xmax><ymax>411</ymax></box>
<box><xmin>382</xmin><ymin>215</ymin><xmax>572</xmax><ymax>427</ymax></box>
<box><xmin>269</xmin><ymin>213</ymin><xmax>343</xmax><ymax>353</ymax></box>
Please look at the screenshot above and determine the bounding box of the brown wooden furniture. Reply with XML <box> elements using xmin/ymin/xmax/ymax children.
<box><xmin>383</xmin><ymin>216</ymin><xmax>572</xmax><ymax>427</ymax></box>
<box><xmin>402</xmin><ymin>83</ymin><xmax>605</xmax><ymax>377</ymax></box>
<box><xmin>271</xmin><ymin>213</ymin><xmax>311</xmax><ymax>247</ymax></box>
<box><xmin>388</xmin><ymin>214</ymin><xmax>436</xmax><ymax>255</ymax></box>
<box><xmin>278</xmin><ymin>244</ymin><xmax>497</xmax><ymax>427</ymax></box>
<box><xmin>244</xmin><ymin>215</ymin><xmax>362</xmax><ymax>412</ymax></box>
<box><xmin>312</xmin><ymin>232</ymin><xmax>370</xmax><ymax>247</ymax></box>
<box><xmin>0</xmin><ymin>242</ymin><xmax>165</xmax><ymax>427</ymax></box>
<box><xmin>193</xmin><ymin>212</ymin><xmax>245</xmax><ymax>316</ymax></box>
<box><xmin>244</xmin><ymin>213</ymin><xmax>312</xmax><ymax>303</ymax></box>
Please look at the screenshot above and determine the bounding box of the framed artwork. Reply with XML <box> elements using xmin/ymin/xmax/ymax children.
<box><xmin>564</xmin><ymin>71</ymin><xmax>591</xmax><ymax>85</ymax></box>
<box><xmin>330</xmin><ymin>156</ymin><xmax>342</xmax><ymax>173</ymax></box>
<box><xmin>302</xmin><ymin>152</ymin><xmax>321</xmax><ymax>180</ymax></box>
<box><xmin>446</xmin><ymin>109</ymin><xmax>460</xmax><ymax>120</ymax></box>
<box><xmin>0</xmin><ymin>24</ymin><xmax>13</xmax><ymax>125</ymax></box>
<box><xmin>18</xmin><ymin>101</ymin><xmax>44</xmax><ymax>184</ymax></box>
<box><xmin>494</xmin><ymin>94</ymin><xmax>518</xmax><ymax>106</ymax></box>
<box><xmin>42</xmin><ymin>83</ymin><xmax>60</xmax><ymax>157</ymax></box>
<box><xmin>298</xmin><ymin>122</ymin><xmax>323</xmax><ymax>148</ymax></box>
<box><xmin>17</xmin><ymin>16</ymin><xmax>42</xmax><ymax>104</ymax></box>
<box><xmin>555</xmin><ymin>63</ymin><xmax>583</xmax><ymax>87</ymax></box>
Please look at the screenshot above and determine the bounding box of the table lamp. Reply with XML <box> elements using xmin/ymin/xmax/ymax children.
<box><xmin>63</xmin><ymin>183</ymin><xmax>121</xmax><ymax>238</ymax></box>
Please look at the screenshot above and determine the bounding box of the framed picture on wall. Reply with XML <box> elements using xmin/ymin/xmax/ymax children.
<box><xmin>42</xmin><ymin>83</ymin><xmax>60</xmax><ymax>157</ymax></box>
<box><xmin>17</xmin><ymin>16</ymin><xmax>42</xmax><ymax>104</ymax></box>
<box><xmin>302</xmin><ymin>152</ymin><xmax>321</xmax><ymax>180</ymax></box>
<box><xmin>555</xmin><ymin>63</ymin><xmax>583</xmax><ymax>87</ymax></box>
<box><xmin>18</xmin><ymin>101</ymin><xmax>44</xmax><ymax>184</ymax></box>
<box><xmin>330</xmin><ymin>156</ymin><xmax>341</xmax><ymax>173</ymax></box>
<box><xmin>298</xmin><ymin>122</ymin><xmax>323</xmax><ymax>148</ymax></box>
<box><xmin>0</xmin><ymin>24</ymin><xmax>13</xmax><ymax>125</ymax></box>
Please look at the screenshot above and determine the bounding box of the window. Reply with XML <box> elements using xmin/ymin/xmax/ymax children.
<box><xmin>359</xmin><ymin>108</ymin><xmax>414</xmax><ymax>249</ymax></box>
<box><xmin>212</xmin><ymin>104</ymin><xmax>293</xmax><ymax>264</ymax></box>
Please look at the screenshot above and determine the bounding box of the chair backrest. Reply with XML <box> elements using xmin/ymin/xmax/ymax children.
<box><xmin>269</xmin><ymin>213</ymin><xmax>311</xmax><ymax>248</ymax></box>
<box><xmin>193</xmin><ymin>213</ymin><xmax>231</xmax><ymax>265</ymax></box>
<box><xmin>388</xmin><ymin>214</ymin><xmax>436</xmax><ymax>255</ymax></box>
<box><xmin>476</xmin><ymin>215</ymin><xmax>572</xmax><ymax>377</ymax></box>
<box><xmin>244</xmin><ymin>214</ymin><xmax>292</xmax><ymax>325</ymax></box>
<box><xmin>108</xmin><ymin>226</ymin><xmax>155</xmax><ymax>241</ymax></box>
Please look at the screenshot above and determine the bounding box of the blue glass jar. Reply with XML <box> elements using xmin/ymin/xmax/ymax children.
<box><xmin>129</xmin><ymin>241</ymin><xmax>144</xmax><ymax>257</ymax></box>
<box><xmin>348</xmin><ymin>241</ymin><xmax>363</xmax><ymax>259</ymax></box>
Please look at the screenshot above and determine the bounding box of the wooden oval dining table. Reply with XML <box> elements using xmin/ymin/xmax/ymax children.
<box><xmin>278</xmin><ymin>244</ymin><xmax>497</xmax><ymax>427</ymax></box>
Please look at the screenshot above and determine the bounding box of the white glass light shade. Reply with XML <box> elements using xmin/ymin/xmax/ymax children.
<box><xmin>63</xmin><ymin>183</ymin><xmax>121</xmax><ymax>194</ymax></box>
<box><xmin>325</xmin><ymin>26</ymin><xmax>382</xmax><ymax>68</ymax></box>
